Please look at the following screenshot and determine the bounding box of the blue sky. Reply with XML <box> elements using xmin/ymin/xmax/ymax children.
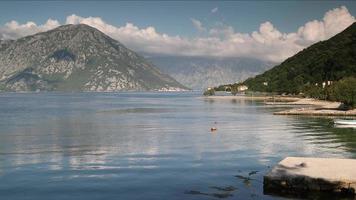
<box><xmin>1</xmin><ymin>1</ymin><xmax>355</xmax><ymax>37</ymax></box>
<box><xmin>1</xmin><ymin>1</ymin><xmax>356</xmax><ymax>62</ymax></box>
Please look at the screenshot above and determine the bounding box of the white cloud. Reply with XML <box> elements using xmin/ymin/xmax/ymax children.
<box><xmin>0</xmin><ymin>6</ymin><xmax>355</xmax><ymax>62</ymax></box>
<box><xmin>252</xmin><ymin>22</ymin><xmax>283</xmax><ymax>44</ymax></box>
<box><xmin>191</xmin><ymin>18</ymin><xmax>206</xmax><ymax>32</ymax></box>
<box><xmin>0</xmin><ymin>19</ymin><xmax>60</xmax><ymax>40</ymax></box>
<box><xmin>211</xmin><ymin>7</ymin><xmax>218</xmax><ymax>13</ymax></box>
<box><xmin>297</xmin><ymin>6</ymin><xmax>355</xmax><ymax>42</ymax></box>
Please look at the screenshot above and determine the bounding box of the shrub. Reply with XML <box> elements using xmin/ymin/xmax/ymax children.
<box><xmin>303</xmin><ymin>85</ymin><xmax>326</xmax><ymax>99</ymax></box>
<box><xmin>203</xmin><ymin>88</ymin><xmax>215</xmax><ymax>96</ymax></box>
<box><xmin>328</xmin><ymin>77</ymin><xmax>356</xmax><ymax>109</ymax></box>
<box><xmin>0</xmin><ymin>83</ymin><xmax>5</xmax><ymax>91</ymax></box>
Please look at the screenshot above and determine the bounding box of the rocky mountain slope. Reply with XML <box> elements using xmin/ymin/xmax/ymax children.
<box><xmin>150</xmin><ymin>56</ymin><xmax>274</xmax><ymax>90</ymax></box>
<box><xmin>0</xmin><ymin>24</ymin><xmax>187</xmax><ymax>92</ymax></box>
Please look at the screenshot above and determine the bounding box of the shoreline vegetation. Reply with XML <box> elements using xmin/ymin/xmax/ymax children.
<box><xmin>204</xmin><ymin>23</ymin><xmax>356</xmax><ymax>117</ymax></box>
<box><xmin>203</xmin><ymin>95</ymin><xmax>356</xmax><ymax>117</ymax></box>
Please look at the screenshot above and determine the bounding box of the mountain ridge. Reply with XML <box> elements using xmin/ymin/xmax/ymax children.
<box><xmin>150</xmin><ymin>56</ymin><xmax>275</xmax><ymax>90</ymax></box>
<box><xmin>0</xmin><ymin>24</ymin><xmax>187</xmax><ymax>92</ymax></box>
<box><xmin>243</xmin><ymin>22</ymin><xmax>356</xmax><ymax>94</ymax></box>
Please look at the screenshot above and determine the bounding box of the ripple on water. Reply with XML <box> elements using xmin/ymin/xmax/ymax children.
<box><xmin>0</xmin><ymin>92</ymin><xmax>356</xmax><ymax>200</ymax></box>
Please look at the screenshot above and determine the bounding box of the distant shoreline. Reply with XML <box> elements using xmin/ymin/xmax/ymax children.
<box><xmin>202</xmin><ymin>95</ymin><xmax>300</xmax><ymax>101</ymax></box>
<box><xmin>204</xmin><ymin>95</ymin><xmax>356</xmax><ymax>117</ymax></box>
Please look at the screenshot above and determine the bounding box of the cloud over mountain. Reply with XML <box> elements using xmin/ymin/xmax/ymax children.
<box><xmin>0</xmin><ymin>6</ymin><xmax>354</xmax><ymax>62</ymax></box>
<box><xmin>0</xmin><ymin>19</ymin><xmax>60</xmax><ymax>40</ymax></box>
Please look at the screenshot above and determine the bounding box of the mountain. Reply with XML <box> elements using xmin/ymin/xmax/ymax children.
<box><xmin>149</xmin><ymin>56</ymin><xmax>275</xmax><ymax>90</ymax></box>
<box><xmin>0</xmin><ymin>24</ymin><xmax>187</xmax><ymax>92</ymax></box>
<box><xmin>244</xmin><ymin>22</ymin><xmax>356</xmax><ymax>94</ymax></box>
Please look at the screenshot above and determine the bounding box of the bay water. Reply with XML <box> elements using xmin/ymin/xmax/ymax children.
<box><xmin>0</xmin><ymin>92</ymin><xmax>355</xmax><ymax>199</ymax></box>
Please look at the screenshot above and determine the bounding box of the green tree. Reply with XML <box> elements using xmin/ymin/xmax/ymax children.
<box><xmin>304</xmin><ymin>85</ymin><xmax>325</xmax><ymax>99</ymax></box>
<box><xmin>203</xmin><ymin>88</ymin><xmax>215</xmax><ymax>96</ymax></box>
<box><xmin>329</xmin><ymin>77</ymin><xmax>356</xmax><ymax>109</ymax></box>
<box><xmin>243</xmin><ymin>22</ymin><xmax>356</xmax><ymax>95</ymax></box>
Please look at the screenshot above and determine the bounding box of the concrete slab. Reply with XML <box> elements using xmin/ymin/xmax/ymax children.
<box><xmin>264</xmin><ymin>157</ymin><xmax>356</xmax><ymax>196</ymax></box>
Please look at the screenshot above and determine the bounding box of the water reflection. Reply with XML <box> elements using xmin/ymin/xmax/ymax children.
<box><xmin>334</xmin><ymin>124</ymin><xmax>356</xmax><ymax>129</ymax></box>
<box><xmin>284</xmin><ymin>116</ymin><xmax>356</xmax><ymax>158</ymax></box>
<box><xmin>0</xmin><ymin>92</ymin><xmax>356</xmax><ymax>200</ymax></box>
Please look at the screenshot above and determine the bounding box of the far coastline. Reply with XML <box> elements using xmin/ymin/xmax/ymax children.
<box><xmin>203</xmin><ymin>93</ymin><xmax>356</xmax><ymax>117</ymax></box>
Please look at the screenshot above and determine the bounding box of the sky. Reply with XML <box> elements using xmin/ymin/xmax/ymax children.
<box><xmin>1</xmin><ymin>1</ymin><xmax>356</xmax><ymax>62</ymax></box>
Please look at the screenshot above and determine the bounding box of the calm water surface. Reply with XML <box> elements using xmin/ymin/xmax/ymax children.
<box><xmin>0</xmin><ymin>92</ymin><xmax>356</xmax><ymax>200</ymax></box>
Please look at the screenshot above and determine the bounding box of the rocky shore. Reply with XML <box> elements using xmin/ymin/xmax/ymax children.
<box><xmin>272</xmin><ymin>98</ymin><xmax>356</xmax><ymax>116</ymax></box>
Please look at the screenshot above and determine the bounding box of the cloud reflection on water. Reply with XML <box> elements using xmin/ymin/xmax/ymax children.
<box><xmin>0</xmin><ymin>93</ymin><xmax>356</xmax><ymax>199</ymax></box>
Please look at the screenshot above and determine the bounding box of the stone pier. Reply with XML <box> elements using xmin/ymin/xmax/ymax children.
<box><xmin>264</xmin><ymin>157</ymin><xmax>356</xmax><ymax>196</ymax></box>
